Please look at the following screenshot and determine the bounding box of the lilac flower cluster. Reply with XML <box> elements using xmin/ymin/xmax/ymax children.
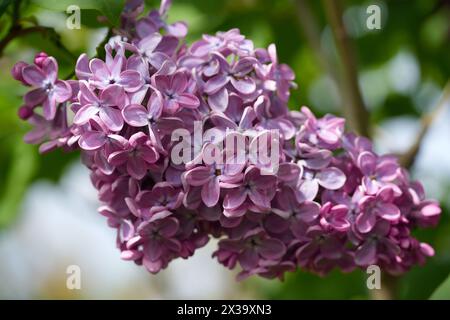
<box><xmin>11</xmin><ymin>0</ymin><xmax>441</xmax><ymax>280</ymax></box>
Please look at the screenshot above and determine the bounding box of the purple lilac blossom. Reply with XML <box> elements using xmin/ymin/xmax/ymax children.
<box><xmin>11</xmin><ymin>0</ymin><xmax>441</xmax><ymax>280</ymax></box>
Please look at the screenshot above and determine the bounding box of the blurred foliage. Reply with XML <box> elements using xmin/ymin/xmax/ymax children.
<box><xmin>31</xmin><ymin>0</ymin><xmax>125</xmax><ymax>25</ymax></box>
<box><xmin>0</xmin><ymin>0</ymin><xmax>449</xmax><ymax>299</ymax></box>
<box><xmin>430</xmin><ymin>272</ymin><xmax>450</xmax><ymax>299</ymax></box>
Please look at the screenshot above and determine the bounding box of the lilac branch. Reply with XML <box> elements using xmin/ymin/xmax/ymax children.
<box><xmin>322</xmin><ymin>0</ymin><xmax>370</xmax><ymax>138</ymax></box>
<box><xmin>399</xmin><ymin>80</ymin><xmax>450</xmax><ymax>169</ymax></box>
<box><xmin>294</xmin><ymin>0</ymin><xmax>338</xmax><ymax>80</ymax></box>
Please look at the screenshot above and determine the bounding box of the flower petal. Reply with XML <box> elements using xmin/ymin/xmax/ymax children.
<box><xmin>230</xmin><ymin>76</ymin><xmax>256</xmax><ymax>94</ymax></box>
<box><xmin>185</xmin><ymin>167</ymin><xmax>212</xmax><ymax>186</ymax></box>
<box><xmin>355</xmin><ymin>241</ymin><xmax>377</xmax><ymax>266</ymax></box>
<box><xmin>201</xmin><ymin>177</ymin><xmax>220</xmax><ymax>207</ymax></box>
<box><xmin>204</xmin><ymin>74</ymin><xmax>228</xmax><ymax>94</ymax></box>
<box><xmin>176</xmin><ymin>93</ymin><xmax>200</xmax><ymax>109</ymax></box>
<box><xmin>122</xmin><ymin>104</ymin><xmax>149</xmax><ymax>127</ymax></box>
<box><xmin>79</xmin><ymin>132</ymin><xmax>106</xmax><ymax>150</ymax></box>
<box><xmin>316</xmin><ymin>167</ymin><xmax>346</xmax><ymax>190</ymax></box>
<box><xmin>99</xmin><ymin>107</ymin><xmax>124</xmax><ymax>131</ymax></box>
<box><xmin>73</xmin><ymin>104</ymin><xmax>100</xmax><ymax>125</ymax></box>
<box><xmin>22</xmin><ymin>65</ymin><xmax>46</xmax><ymax>86</ymax></box>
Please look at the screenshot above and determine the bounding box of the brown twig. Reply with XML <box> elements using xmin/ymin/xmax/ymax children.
<box><xmin>323</xmin><ymin>0</ymin><xmax>370</xmax><ymax>137</ymax></box>
<box><xmin>0</xmin><ymin>0</ymin><xmax>75</xmax><ymax>60</ymax></box>
<box><xmin>295</xmin><ymin>0</ymin><xmax>361</xmax><ymax>139</ymax></box>
<box><xmin>399</xmin><ymin>80</ymin><xmax>450</xmax><ymax>169</ymax></box>
<box><xmin>294</xmin><ymin>0</ymin><xmax>338</xmax><ymax>80</ymax></box>
<box><xmin>371</xmin><ymin>273</ymin><xmax>399</xmax><ymax>300</ymax></box>
<box><xmin>0</xmin><ymin>26</ymin><xmax>44</xmax><ymax>55</ymax></box>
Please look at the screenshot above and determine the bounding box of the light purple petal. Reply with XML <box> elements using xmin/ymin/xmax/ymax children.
<box><xmin>53</xmin><ymin>80</ymin><xmax>72</xmax><ymax>102</ymax></box>
<box><xmin>99</xmin><ymin>107</ymin><xmax>124</xmax><ymax>131</ymax></box>
<box><xmin>122</xmin><ymin>104</ymin><xmax>149</xmax><ymax>127</ymax></box>
<box><xmin>296</xmin><ymin>201</ymin><xmax>320</xmax><ymax>223</ymax></box>
<box><xmin>204</xmin><ymin>74</ymin><xmax>228</xmax><ymax>94</ymax></box>
<box><xmin>42</xmin><ymin>57</ymin><xmax>58</xmax><ymax>83</ymax></box>
<box><xmin>73</xmin><ymin>104</ymin><xmax>99</xmax><ymax>124</ymax></box>
<box><xmin>316</xmin><ymin>167</ymin><xmax>346</xmax><ymax>190</ymax></box>
<box><xmin>22</xmin><ymin>65</ymin><xmax>46</xmax><ymax>86</ymax></box>
<box><xmin>140</xmin><ymin>32</ymin><xmax>162</xmax><ymax>53</ymax></box>
<box><xmin>79</xmin><ymin>132</ymin><xmax>106</xmax><ymax>150</ymax></box>
<box><xmin>297</xmin><ymin>179</ymin><xmax>319</xmax><ymax>202</ymax></box>
<box><xmin>176</xmin><ymin>93</ymin><xmax>199</xmax><ymax>109</ymax></box>
<box><xmin>355</xmin><ymin>211</ymin><xmax>376</xmax><ymax>233</ymax></box>
<box><xmin>358</xmin><ymin>151</ymin><xmax>376</xmax><ymax>175</ymax></box>
<box><xmin>42</xmin><ymin>98</ymin><xmax>56</xmax><ymax>120</ymax></box>
<box><xmin>201</xmin><ymin>177</ymin><xmax>220</xmax><ymax>207</ymax></box>
<box><xmin>118</xmin><ymin>70</ymin><xmax>143</xmax><ymax>92</ymax></box>
<box><xmin>223</xmin><ymin>188</ymin><xmax>247</xmax><ymax>210</ymax></box>
<box><xmin>185</xmin><ymin>167</ymin><xmax>212</xmax><ymax>186</ymax></box>
<box><xmin>141</xmin><ymin>145</ymin><xmax>159</xmax><ymax>164</ymax></box>
<box><xmin>208</xmin><ymin>88</ymin><xmax>228</xmax><ymax>112</ymax></box>
<box><xmin>375</xmin><ymin>203</ymin><xmax>400</xmax><ymax>221</ymax></box>
<box><xmin>230</xmin><ymin>76</ymin><xmax>256</xmax><ymax>95</ymax></box>
<box><xmin>171</xmin><ymin>72</ymin><xmax>188</xmax><ymax>93</ymax></box>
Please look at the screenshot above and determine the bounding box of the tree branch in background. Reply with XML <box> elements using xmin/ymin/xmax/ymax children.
<box><xmin>0</xmin><ymin>25</ymin><xmax>76</xmax><ymax>59</ymax></box>
<box><xmin>371</xmin><ymin>273</ymin><xmax>399</xmax><ymax>300</ymax></box>
<box><xmin>399</xmin><ymin>80</ymin><xmax>450</xmax><ymax>169</ymax></box>
<box><xmin>322</xmin><ymin>0</ymin><xmax>370</xmax><ymax>137</ymax></box>
<box><xmin>0</xmin><ymin>0</ymin><xmax>75</xmax><ymax>60</ymax></box>
<box><xmin>295</xmin><ymin>0</ymin><xmax>364</xmax><ymax>138</ymax></box>
<box><xmin>294</xmin><ymin>0</ymin><xmax>339</xmax><ymax>82</ymax></box>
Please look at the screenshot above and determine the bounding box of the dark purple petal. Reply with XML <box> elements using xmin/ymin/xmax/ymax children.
<box><xmin>258</xmin><ymin>239</ymin><xmax>286</xmax><ymax>260</ymax></box>
<box><xmin>185</xmin><ymin>167</ymin><xmax>212</xmax><ymax>186</ymax></box>
<box><xmin>355</xmin><ymin>241</ymin><xmax>377</xmax><ymax>266</ymax></box>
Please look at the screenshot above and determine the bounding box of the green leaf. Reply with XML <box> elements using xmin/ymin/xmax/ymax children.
<box><xmin>0</xmin><ymin>0</ymin><xmax>13</xmax><ymax>18</ymax></box>
<box><xmin>31</xmin><ymin>0</ymin><xmax>125</xmax><ymax>26</ymax></box>
<box><xmin>0</xmin><ymin>137</ymin><xmax>37</xmax><ymax>229</ymax></box>
<box><xmin>96</xmin><ymin>0</ymin><xmax>124</xmax><ymax>26</ymax></box>
<box><xmin>430</xmin><ymin>273</ymin><xmax>450</xmax><ymax>300</ymax></box>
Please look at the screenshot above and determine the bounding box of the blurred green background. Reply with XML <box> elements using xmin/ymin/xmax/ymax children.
<box><xmin>0</xmin><ymin>0</ymin><xmax>449</xmax><ymax>299</ymax></box>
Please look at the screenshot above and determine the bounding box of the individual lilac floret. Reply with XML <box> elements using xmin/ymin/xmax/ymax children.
<box><xmin>18</xmin><ymin>56</ymin><xmax>72</xmax><ymax>120</ymax></box>
<box><xmin>73</xmin><ymin>81</ymin><xmax>126</xmax><ymax>131</ymax></box>
<box><xmin>108</xmin><ymin>132</ymin><xmax>159</xmax><ymax>179</ymax></box>
<box><xmin>152</xmin><ymin>71</ymin><xmax>200</xmax><ymax>114</ymax></box>
<box><xmin>88</xmin><ymin>48</ymin><xmax>144</xmax><ymax>92</ymax></box>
